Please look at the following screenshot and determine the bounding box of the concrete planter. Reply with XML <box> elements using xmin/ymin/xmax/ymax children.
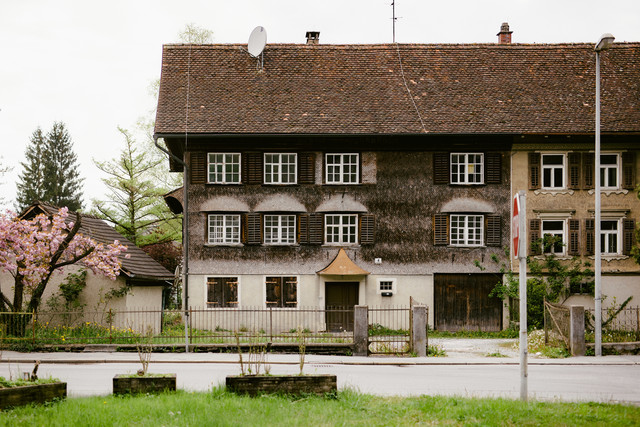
<box><xmin>226</xmin><ymin>374</ymin><xmax>337</xmax><ymax>396</ymax></box>
<box><xmin>113</xmin><ymin>374</ymin><xmax>176</xmax><ymax>395</ymax></box>
<box><xmin>0</xmin><ymin>382</ymin><xmax>67</xmax><ymax>410</ymax></box>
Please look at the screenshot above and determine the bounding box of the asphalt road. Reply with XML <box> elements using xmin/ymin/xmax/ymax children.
<box><xmin>2</xmin><ymin>352</ymin><xmax>639</xmax><ymax>405</ymax></box>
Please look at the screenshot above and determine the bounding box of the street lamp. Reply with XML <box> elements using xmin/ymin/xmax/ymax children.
<box><xmin>594</xmin><ymin>33</ymin><xmax>614</xmax><ymax>357</ymax></box>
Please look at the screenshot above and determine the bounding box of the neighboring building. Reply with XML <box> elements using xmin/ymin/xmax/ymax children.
<box><xmin>1</xmin><ymin>202</ymin><xmax>174</xmax><ymax>332</ymax></box>
<box><xmin>155</xmin><ymin>28</ymin><xmax>640</xmax><ymax>331</ymax></box>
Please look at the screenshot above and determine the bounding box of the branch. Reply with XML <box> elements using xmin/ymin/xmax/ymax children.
<box><xmin>0</xmin><ymin>290</ymin><xmax>13</xmax><ymax>311</ymax></box>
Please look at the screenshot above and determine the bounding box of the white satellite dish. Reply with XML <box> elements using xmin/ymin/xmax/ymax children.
<box><xmin>248</xmin><ymin>26</ymin><xmax>267</xmax><ymax>57</ymax></box>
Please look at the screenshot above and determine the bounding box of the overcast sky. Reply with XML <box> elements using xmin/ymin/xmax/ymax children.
<box><xmin>1</xmin><ymin>0</ymin><xmax>638</xmax><ymax>210</ymax></box>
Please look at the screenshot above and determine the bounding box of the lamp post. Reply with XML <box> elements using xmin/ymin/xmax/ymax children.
<box><xmin>594</xmin><ymin>33</ymin><xmax>614</xmax><ymax>357</ymax></box>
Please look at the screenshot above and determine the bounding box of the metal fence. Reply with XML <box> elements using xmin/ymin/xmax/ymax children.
<box><xmin>368</xmin><ymin>306</ymin><xmax>411</xmax><ymax>354</ymax></box>
<box><xmin>586</xmin><ymin>305</ymin><xmax>640</xmax><ymax>342</ymax></box>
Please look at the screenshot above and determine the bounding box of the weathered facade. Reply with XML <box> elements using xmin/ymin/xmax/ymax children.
<box><xmin>155</xmin><ymin>35</ymin><xmax>640</xmax><ymax>331</ymax></box>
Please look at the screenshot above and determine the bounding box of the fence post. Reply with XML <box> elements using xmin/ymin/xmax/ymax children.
<box><xmin>410</xmin><ymin>305</ymin><xmax>427</xmax><ymax>357</ymax></box>
<box><xmin>569</xmin><ymin>305</ymin><xmax>585</xmax><ymax>356</ymax></box>
<box><xmin>108</xmin><ymin>309</ymin><xmax>113</xmax><ymax>344</ymax></box>
<box><xmin>32</xmin><ymin>310</ymin><xmax>36</xmax><ymax>346</ymax></box>
<box><xmin>353</xmin><ymin>305</ymin><xmax>368</xmax><ymax>356</ymax></box>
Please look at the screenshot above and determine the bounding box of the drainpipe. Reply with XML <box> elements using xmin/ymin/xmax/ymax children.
<box><xmin>154</xmin><ymin>137</ymin><xmax>190</xmax><ymax>352</ymax></box>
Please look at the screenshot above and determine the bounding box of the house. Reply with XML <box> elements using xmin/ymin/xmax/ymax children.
<box><xmin>1</xmin><ymin>202</ymin><xmax>174</xmax><ymax>332</ymax></box>
<box><xmin>155</xmin><ymin>27</ymin><xmax>640</xmax><ymax>331</ymax></box>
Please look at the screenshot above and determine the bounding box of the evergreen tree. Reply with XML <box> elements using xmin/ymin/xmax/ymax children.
<box><xmin>42</xmin><ymin>122</ymin><xmax>84</xmax><ymax>211</ymax></box>
<box><xmin>15</xmin><ymin>128</ymin><xmax>47</xmax><ymax>211</ymax></box>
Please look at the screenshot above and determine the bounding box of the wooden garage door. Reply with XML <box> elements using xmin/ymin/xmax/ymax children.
<box><xmin>434</xmin><ymin>273</ymin><xmax>503</xmax><ymax>332</ymax></box>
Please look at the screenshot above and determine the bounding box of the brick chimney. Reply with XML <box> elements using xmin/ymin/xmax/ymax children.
<box><xmin>497</xmin><ymin>22</ymin><xmax>512</xmax><ymax>44</ymax></box>
<box><xmin>306</xmin><ymin>31</ymin><xmax>320</xmax><ymax>44</ymax></box>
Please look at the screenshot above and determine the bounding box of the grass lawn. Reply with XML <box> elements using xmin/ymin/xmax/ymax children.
<box><xmin>1</xmin><ymin>388</ymin><xmax>638</xmax><ymax>426</ymax></box>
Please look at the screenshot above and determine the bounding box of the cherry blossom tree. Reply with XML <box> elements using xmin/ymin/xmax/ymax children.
<box><xmin>0</xmin><ymin>208</ymin><xmax>126</xmax><ymax>322</ymax></box>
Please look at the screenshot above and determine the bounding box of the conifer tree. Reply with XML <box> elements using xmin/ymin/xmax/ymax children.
<box><xmin>15</xmin><ymin>127</ymin><xmax>47</xmax><ymax>211</ymax></box>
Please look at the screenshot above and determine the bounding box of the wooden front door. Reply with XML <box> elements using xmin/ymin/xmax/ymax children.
<box><xmin>325</xmin><ymin>282</ymin><xmax>359</xmax><ymax>332</ymax></box>
<box><xmin>434</xmin><ymin>273</ymin><xmax>503</xmax><ymax>332</ymax></box>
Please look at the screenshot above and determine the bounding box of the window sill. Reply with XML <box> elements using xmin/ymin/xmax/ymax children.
<box><xmin>205</xmin><ymin>243</ymin><xmax>243</xmax><ymax>248</ymax></box>
<box><xmin>534</xmin><ymin>189</ymin><xmax>575</xmax><ymax>196</ymax></box>
<box><xmin>587</xmin><ymin>189</ymin><xmax>629</xmax><ymax>196</ymax></box>
<box><xmin>206</xmin><ymin>306</ymin><xmax>239</xmax><ymax>309</ymax></box>
<box><xmin>587</xmin><ymin>255</ymin><xmax>629</xmax><ymax>262</ymax></box>
<box><xmin>323</xmin><ymin>244</ymin><xmax>361</xmax><ymax>248</ymax></box>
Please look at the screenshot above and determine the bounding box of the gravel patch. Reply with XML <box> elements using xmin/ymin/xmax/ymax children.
<box><xmin>429</xmin><ymin>338</ymin><xmax>519</xmax><ymax>358</ymax></box>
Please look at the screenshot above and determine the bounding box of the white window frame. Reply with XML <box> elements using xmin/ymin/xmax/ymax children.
<box><xmin>600</xmin><ymin>219</ymin><xmax>622</xmax><ymax>255</ymax></box>
<box><xmin>325</xmin><ymin>214</ymin><xmax>358</xmax><ymax>245</ymax></box>
<box><xmin>377</xmin><ymin>278</ymin><xmax>397</xmax><ymax>295</ymax></box>
<box><xmin>263</xmin><ymin>214</ymin><xmax>296</xmax><ymax>245</ymax></box>
<box><xmin>541</xmin><ymin>219</ymin><xmax>566</xmax><ymax>256</ymax></box>
<box><xmin>205</xmin><ymin>276</ymin><xmax>240</xmax><ymax>308</ymax></box>
<box><xmin>325</xmin><ymin>153</ymin><xmax>360</xmax><ymax>184</ymax></box>
<box><xmin>450</xmin><ymin>214</ymin><xmax>484</xmax><ymax>247</ymax></box>
<box><xmin>264</xmin><ymin>153</ymin><xmax>297</xmax><ymax>184</ymax></box>
<box><xmin>207</xmin><ymin>153</ymin><xmax>241</xmax><ymax>184</ymax></box>
<box><xmin>263</xmin><ymin>275</ymin><xmax>299</xmax><ymax>309</ymax></box>
<box><xmin>600</xmin><ymin>153</ymin><xmax>620</xmax><ymax>190</ymax></box>
<box><xmin>207</xmin><ymin>214</ymin><xmax>241</xmax><ymax>245</ymax></box>
<box><xmin>541</xmin><ymin>153</ymin><xmax>566</xmax><ymax>190</ymax></box>
<box><xmin>450</xmin><ymin>153</ymin><xmax>484</xmax><ymax>185</ymax></box>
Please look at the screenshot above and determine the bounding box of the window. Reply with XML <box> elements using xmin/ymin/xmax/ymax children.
<box><xmin>325</xmin><ymin>214</ymin><xmax>358</xmax><ymax>245</ymax></box>
<box><xmin>601</xmin><ymin>220</ymin><xmax>620</xmax><ymax>255</ymax></box>
<box><xmin>600</xmin><ymin>154</ymin><xmax>619</xmax><ymax>189</ymax></box>
<box><xmin>207</xmin><ymin>277</ymin><xmax>238</xmax><ymax>308</ymax></box>
<box><xmin>264</xmin><ymin>215</ymin><xmax>296</xmax><ymax>245</ymax></box>
<box><xmin>264</xmin><ymin>153</ymin><xmax>297</xmax><ymax>184</ymax></box>
<box><xmin>326</xmin><ymin>153</ymin><xmax>359</xmax><ymax>184</ymax></box>
<box><xmin>450</xmin><ymin>153</ymin><xmax>483</xmax><ymax>184</ymax></box>
<box><xmin>208</xmin><ymin>214</ymin><xmax>240</xmax><ymax>244</ymax></box>
<box><xmin>265</xmin><ymin>276</ymin><xmax>297</xmax><ymax>308</ymax></box>
<box><xmin>208</xmin><ymin>153</ymin><xmax>240</xmax><ymax>184</ymax></box>
<box><xmin>450</xmin><ymin>215</ymin><xmax>483</xmax><ymax>246</ymax></box>
<box><xmin>542</xmin><ymin>154</ymin><xmax>565</xmax><ymax>189</ymax></box>
<box><xmin>379</xmin><ymin>281</ymin><xmax>393</xmax><ymax>291</ymax></box>
<box><xmin>542</xmin><ymin>220</ymin><xmax>565</xmax><ymax>255</ymax></box>
<box><xmin>377</xmin><ymin>278</ymin><xmax>396</xmax><ymax>295</ymax></box>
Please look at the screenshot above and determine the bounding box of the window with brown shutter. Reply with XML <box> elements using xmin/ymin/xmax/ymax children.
<box><xmin>243</xmin><ymin>213</ymin><xmax>262</xmax><ymax>245</ymax></box>
<box><xmin>433</xmin><ymin>152</ymin><xmax>449</xmax><ymax>184</ymax></box>
<box><xmin>298</xmin><ymin>152</ymin><xmax>316</xmax><ymax>184</ymax></box>
<box><xmin>485</xmin><ymin>153</ymin><xmax>502</xmax><ymax>184</ymax></box>
<box><xmin>242</xmin><ymin>152</ymin><xmax>263</xmax><ymax>185</ymax></box>
<box><xmin>190</xmin><ymin>152</ymin><xmax>206</xmax><ymax>184</ymax></box>
<box><xmin>568</xmin><ymin>219</ymin><xmax>580</xmax><ymax>256</ymax></box>
<box><xmin>207</xmin><ymin>277</ymin><xmax>238</xmax><ymax>308</ymax></box>
<box><xmin>568</xmin><ymin>152</ymin><xmax>581</xmax><ymax>190</ymax></box>
<box><xmin>309</xmin><ymin>213</ymin><xmax>324</xmax><ymax>245</ymax></box>
<box><xmin>298</xmin><ymin>214</ymin><xmax>310</xmax><ymax>244</ymax></box>
<box><xmin>528</xmin><ymin>153</ymin><xmax>541</xmax><ymax>190</ymax></box>
<box><xmin>622</xmin><ymin>152</ymin><xmax>636</xmax><ymax>190</ymax></box>
<box><xmin>360</xmin><ymin>214</ymin><xmax>375</xmax><ymax>245</ymax></box>
<box><xmin>529</xmin><ymin>219</ymin><xmax>541</xmax><ymax>255</ymax></box>
<box><xmin>583</xmin><ymin>153</ymin><xmax>594</xmax><ymax>190</ymax></box>
<box><xmin>265</xmin><ymin>276</ymin><xmax>298</xmax><ymax>308</ymax></box>
<box><xmin>623</xmin><ymin>219</ymin><xmax>635</xmax><ymax>255</ymax></box>
<box><xmin>584</xmin><ymin>219</ymin><xmax>595</xmax><ymax>255</ymax></box>
<box><xmin>485</xmin><ymin>215</ymin><xmax>501</xmax><ymax>247</ymax></box>
<box><xmin>433</xmin><ymin>214</ymin><xmax>448</xmax><ymax>245</ymax></box>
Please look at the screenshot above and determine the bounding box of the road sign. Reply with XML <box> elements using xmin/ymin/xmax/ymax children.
<box><xmin>512</xmin><ymin>193</ymin><xmax>521</xmax><ymax>259</ymax></box>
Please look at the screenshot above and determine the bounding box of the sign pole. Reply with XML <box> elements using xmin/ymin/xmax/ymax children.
<box><xmin>514</xmin><ymin>191</ymin><xmax>528</xmax><ymax>402</ymax></box>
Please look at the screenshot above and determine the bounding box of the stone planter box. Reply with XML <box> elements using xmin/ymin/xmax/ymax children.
<box><xmin>226</xmin><ymin>374</ymin><xmax>337</xmax><ymax>396</ymax></box>
<box><xmin>113</xmin><ymin>374</ymin><xmax>176</xmax><ymax>395</ymax></box>
<box><xmin>0</xmin><ymin>382</ymin><xmax>67</xmax><ymax>410</ymax></box>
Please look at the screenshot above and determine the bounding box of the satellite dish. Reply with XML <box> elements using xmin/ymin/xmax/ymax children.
<box><xmin>248</xmin><ymin>26</ymin><xmax>267</xmax><ymax>57</ymax></box>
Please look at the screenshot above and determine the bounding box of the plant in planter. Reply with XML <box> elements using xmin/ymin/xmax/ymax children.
<box><xmin>113</xmin><ymin>325</ymin><xmax>176</xmax><ymax>395</ymax></box>
<box><xmin>226</xmin><ymin>326</ymin><xmax>337</xmax><ymax>396</ymax></box>
<box><xmin>0</xmin><ymin>362</ymin><xmax>67</xmax><ymax>410</ymax></box>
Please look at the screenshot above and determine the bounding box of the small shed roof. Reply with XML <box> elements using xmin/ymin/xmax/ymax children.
<box><xmin>317</xmin><ymin>248</ymin><xmax>369</xmax><ymax>276</ymax></box>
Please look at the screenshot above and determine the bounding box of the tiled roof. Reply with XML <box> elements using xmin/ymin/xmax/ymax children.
<box><xmin>21</xmin><ymin>203</ymin><xmax>174</xmax><ymax>282</ymax></box>
<box><xmin>155</xmin><ymin>43</ymin><xmax>640</xmax><ymax>136</ymax></box>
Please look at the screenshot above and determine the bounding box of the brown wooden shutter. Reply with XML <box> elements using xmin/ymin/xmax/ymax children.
<box><xmin>190</xmin><ymin>152</ymin><xmax>206</xmax><ymax>184</ymax></box>
<box><xmin>309</xmin><ymin>213</ymin><xmax>324</xmax><ymax>245</ymax></box>
<box><xmin>584</xmin><ymin>219</ymin><xmax>595</xmax><ymax>256</ymax></box>
<box><xmin>583</xmin><ymin>153</ymin><xmax>594</xmax><ymax>190</ymax></box>
<box><xmin>433</xmin><ymin>214</ymin><xmax>448</xmax><ymax>245</ymax></box>
<box><xmin>485</xmin><ymin>153</ymin><xmax>502</xmax><ymax>184</ymax></box>
<box><xmin>485</xmin><ymin>215</ymin><xmax>501</xmax><ymax>247</ymax></box>
<box><xmin>433</xmin><ymin>152</ymin><xmax>449</xmax><ymax>184</ymax></box>
<box><xmin>298</xmin><ymin>214</ymin><xmax>310</xmax><ymax>244</ymax></box>
<box><xmin>568</xmin><ymin>219</ymin><xmax>580</xmax><ymax>256</ymax></box>
<box><xmin>243</xmin><ymin>213</ymin><xmax>262</xmax><ymax>245</ymax></box>
<box><xmin>360</xmin><ymin>214</ymin><xmax>375</xmax><ymax>245</ymax></box>
<box><xmin>529</xmin><ymin>219</ymin><xmax>541</xmax><ymax>255</ymax></box>
<box><xmin>298</xmin><ymin>152</ymin><xmax>316</xmax><ymax>184</ymax></box>
<box><xmin>528</xmin><ymin>153</ymin><xmax>540</xmax><ymax>190</ymax></box>
<box><xmin>623</xmin><ymin>219</ymin><xmax>635</xmax><ymax>256</ymax></box>
<box><xmin>242</xmin><ymin>152</ymin><xmax>263</xmax><ymax>185</ymax></box>
<box><xmin>568</xmin><ymin>152</ymin><xmax>581</xmax><ymax>190</ymax></box>
<box><xmin>622</xmin><ymin>152</ymin><xmax>636</xmax><ymax>190</ymax></box>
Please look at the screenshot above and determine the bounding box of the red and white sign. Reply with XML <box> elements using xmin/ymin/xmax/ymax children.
<box><xmin>512</xmin><ymin>193</ymin><xmax>521</xmax><ymax>259</ymax></box>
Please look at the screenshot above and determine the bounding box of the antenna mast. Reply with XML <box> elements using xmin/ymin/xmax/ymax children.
<box><xmin>392</xmin><ymin>1</ymin><xmax>398</xmax><ymax>43</ymax></box>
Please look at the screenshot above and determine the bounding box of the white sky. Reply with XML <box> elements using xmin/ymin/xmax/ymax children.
<box><xmin>1</xmin><ymin>0</ymin><xmax>638</xmax><ymax>210</ymax></box>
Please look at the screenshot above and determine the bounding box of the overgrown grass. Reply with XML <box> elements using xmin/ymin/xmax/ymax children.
<box><xmin>1</xmin><ymin>388</ymin><xmax>638</xmax><ymax>426</ymax></box>
<box><xmin>0</xmin><ymin>377</ymin><xmax>60</xmax><ymax>389</ymax></box>
<box><xmin>428</xmin><ymin>329</ymin><xmax>519</xmax><ymax>339</ymax></box>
